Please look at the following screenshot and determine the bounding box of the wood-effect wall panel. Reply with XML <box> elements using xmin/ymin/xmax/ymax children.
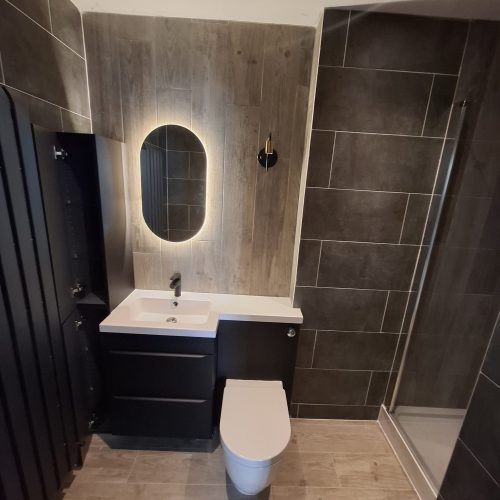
<box><xmin>83</xmin><ymin>14</ymin><xmax>315</xmax><ymax>295</ymax></box>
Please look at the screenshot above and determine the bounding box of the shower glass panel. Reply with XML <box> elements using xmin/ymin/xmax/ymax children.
<box><xmin>389</xmin><ymin>25</ymin><xmax>500</xmax><ymax>493</ymax></box>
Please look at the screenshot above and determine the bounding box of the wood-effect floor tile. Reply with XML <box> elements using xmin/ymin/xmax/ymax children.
<box><xmin>64</xmin><ymin>420</ymin><xmax>417</xmax><ymax>499</ymax></box>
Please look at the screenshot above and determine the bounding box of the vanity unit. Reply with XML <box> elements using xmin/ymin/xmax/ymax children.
<box><xmin>99</xmin><ymin>290</ymin><xmax>303</xmax><ymax>439</ymax></box>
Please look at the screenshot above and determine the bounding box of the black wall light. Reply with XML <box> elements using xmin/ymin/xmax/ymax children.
<box><xmin>257</xmin><ymin>133</ymin><xmax>278</xmax><ymax>170</ymax></box>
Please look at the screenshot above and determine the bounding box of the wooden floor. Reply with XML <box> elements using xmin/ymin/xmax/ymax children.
<box><xmin>63</xmin><ymin>419</ymin><xmax>418</xmax><ymax>499</ymax></box>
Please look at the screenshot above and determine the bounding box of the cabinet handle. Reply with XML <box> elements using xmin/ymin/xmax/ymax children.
<box><xmin>287</xmin><ymin>327</ymin><xmax>296</xmax><ymax>338</ymax></box>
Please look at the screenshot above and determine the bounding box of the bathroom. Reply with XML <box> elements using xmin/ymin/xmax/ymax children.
<box><xmin>0</xmin><ymin>0</ymin><xmax>499</xmax><ymax>498</ymax></box>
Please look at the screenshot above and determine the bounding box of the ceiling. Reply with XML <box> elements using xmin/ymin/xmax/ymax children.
<box><xmin>72</xmin><ymin>0</ymin><xmax>500</xmax><ymax>26</ymax></box>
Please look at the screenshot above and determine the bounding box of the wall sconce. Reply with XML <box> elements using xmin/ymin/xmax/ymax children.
<box><xmin>257</xmin><ymin>133</ymin><xmax>278</xmax><ymax>170</ymax></box>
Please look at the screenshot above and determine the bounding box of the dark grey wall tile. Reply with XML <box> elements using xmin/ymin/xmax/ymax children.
<box><xmin>306</xmin><ymin>130</ymin><xmax>335</xmax><ymax>187</ymax></box>
<box><xmin>167</xmin><ymin>151</ymin><xmax>190</xmax><ymax>178</ymax></box>
<box><xmin>440</xmin><ymin>440</ymin><xmax>500</xmax><ymax>500</ymax></box>
<box><xmin>331</xmin><ymin>133</ymin><xmax>442</xmax><ymax>192</ymax></box>
<box><xmin>297</xmin><ymin>404</ymin><xmax>379</xmax><ymax>420</ymax></box>
<box><xmin>294</xmin><ymin>286</ymin><xmax>387</xmax><ymax>331</ymax></box>
<box><xmin>189</xmin><ymin>152</ymin><xmax>206</xmax><ymax>179</ymax></box>
<box><xmin>313</xmin><ymin>67</ymin><xmax>432</xmax><ymax>134</ymax></box>
<box><xmin>313</xmin><ymin>331</ymin><xmax>398</xmax><ymax>370</ymax></box>
<box><xmin>296</xmin><ymin>330</ymin><xmax>316</xmax><ymax>368</ymax></box>
<box><xmin>8</xmin><ymin>0</ymin><xmax>51</xmax><ymax>30</ymax></box>
<box><xmin>483</xmin><ymin>318</ymin><xmax>500</xmax><ymax>386</ymax></box>
<box><xmin>296</xmin><ymin>240</ymin><xmax>321</xmax><ymax>286</ymax></box>
<box><xmin>0</xmin><ymin>1</ymin><xmax>89</xmax><ymax>116</ymax></box>
<box><xmin>384</xmin><ymin>370</ymin><xmax>399</xmax><ymax>406</ymax></box>
<box><xmin>382</xmin><ymin>291</ymin><xmax>408</xmax><ymax>333</ymax></box>
<box><xmin>49</xmin><ymin>0</ymin><xmax>84</xmax><ymax>55</ymax></box>
<box><xmin>9</xmin><ymin>88</ymin><xmax>62</xmax><ymax>130</ymax></box>
<box><xmin>366</xmin><ymin>371</ymin><xmax>391</xmax><ymax>405</ymax></box>
<box><xmin>400</xmin><ymin>194</ymin><xmax>431</xmax><ymax>245</ymax></box>
<box><xmin>168</xmin><ymin>179</ymin><xmax>205</xmax><ymax>205</ymax></box>
<box><xmin>459</xmin><ymin>375</ymin><xmax>500</xmax><ymax>484</ymax></box>
<box><xmin>393</xmin><ymin>334</ymin><xmax>408</xmax><ymax>369</ymax></box>
<box><xmin>345</xmin><ymin>12</ymin><xmax>467</xmax><ymax>74</ymax></box>
<box><xmin>319</xmin><ymin>9</ymin><xmax>350</xmax><ymax>67</ymax></box>
<box><xmin>423</xmin><ymin>75</ymin><xmax>458</xmax><ymax>137</ymax></box>
<box><xmin>292</xmin><ymin>368</ymin><xmax>370</xmax><ymax>405</ymax></box>
<box><xmin>61</xmin><ymin>110</ymin><xmax>91</xmax><ymax>133</ymax></box>
<box><xmin>301</xmin><ymin>188</ymin><xmax>408</xmax><ymax>243</ymax></box>
<box><xmin>168</xmin><ymin>204</ymin><xmax>189</xmax><ymax>230</ymax></box>
<box><xmin>317</xmin><ymin>241</ymin><xmax>419</xmax><ymax>290</ymax></box>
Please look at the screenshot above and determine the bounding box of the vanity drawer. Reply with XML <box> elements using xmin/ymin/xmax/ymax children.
<box><xmin>110</xmin><ymin>396</ymin><xmax>213</xmax><ymax>438</ymax></box>
<box><xmin>107</xmin><ymin>350</ymin><xmax>215</xmax><ymax>399</ymax></box>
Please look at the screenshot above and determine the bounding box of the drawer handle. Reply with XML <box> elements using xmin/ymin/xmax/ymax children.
<box><xmin>287</xmin><ymin>328</ymin><xmax>296</xmax><ymax>338</ymax></box>
<box><xmin>109</xmin><ymin>350</ymin><xmax>207</xmax><ymax>359</ymax></box>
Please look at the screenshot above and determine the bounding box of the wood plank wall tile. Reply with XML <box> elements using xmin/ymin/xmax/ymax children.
<box><xmin>83</xmin><ymin>13</ymin><xmax>315</xmax><ymax>295</ymax></box>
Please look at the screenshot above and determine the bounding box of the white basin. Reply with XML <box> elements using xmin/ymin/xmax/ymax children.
<box><xmin>130</xmin><ymin>297</ymin><xmax>211</xmax><ymax>324</ymax></box>
<box><xmin>100</xmin><ymin>293</ymin><xmax>218</xmax><ymax>338</ymax></box>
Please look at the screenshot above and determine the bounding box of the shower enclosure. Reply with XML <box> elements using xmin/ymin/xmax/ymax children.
<box><xmin>385</xmin><ymin>20</ymin><xmax>500</xmax><ymax>496</ymax></box>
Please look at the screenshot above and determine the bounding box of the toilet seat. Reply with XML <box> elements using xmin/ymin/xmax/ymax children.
<box><xmin>220</xmin><ymin>379</ymin><xmax>291</xmax><ymax>468</ymax></box>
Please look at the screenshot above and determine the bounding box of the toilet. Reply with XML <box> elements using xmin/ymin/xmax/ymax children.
<box><xmin>220</xmin><ymin>379</ymin><xmax>291</xmax><ymax>495</ymax></box>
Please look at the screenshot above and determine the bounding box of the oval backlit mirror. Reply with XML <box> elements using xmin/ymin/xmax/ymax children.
<box><xmin>140</xmin><ymin>125</ymin><xmax>206</xmax><ymax>242</ymax></box>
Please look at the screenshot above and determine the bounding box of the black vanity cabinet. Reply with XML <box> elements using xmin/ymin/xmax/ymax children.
<box><xmin>101</xmin><ymin>333</ymin><xmax>216</xmax><ymax>438</ymax></box>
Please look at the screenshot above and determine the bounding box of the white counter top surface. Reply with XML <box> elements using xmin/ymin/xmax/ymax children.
<box><xmin>99</xmin><ymin>289</ymin><xmax>303</xmax><ymax>338</ymax></box>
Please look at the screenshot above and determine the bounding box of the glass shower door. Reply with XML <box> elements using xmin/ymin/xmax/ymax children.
<box><xmin>389</xmin><ymin>30</ymin><xmax>500</xmax><ymax>491</ymax></box>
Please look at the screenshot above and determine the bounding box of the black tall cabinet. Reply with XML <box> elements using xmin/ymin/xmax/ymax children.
<box><xmin>0</xmin><ymin>87</ymin><xmax>132</xmax><ymax>499</ymax></box>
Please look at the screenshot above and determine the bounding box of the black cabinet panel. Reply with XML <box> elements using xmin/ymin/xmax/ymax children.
<box><xmin>110</xmin><ymin>397</ymin><xmax>213</xmax><ymax>438</ymax></box>
<box><xmin>33</xmin><ymin>126</ymin><xmax>77</xmax><ymax>323</ymax></box>
<box><xmin>62</xmin><ymin>310</ymin><xmax>93</xmax><ymax>446</ymax></box>
<box><xmin>101</xmin><ymin>333</ymin><xmax>216</xmax><ymax>438</ymax></box>
<box><xmin>101</xmin><ymin>332</ymin><xmax>216</xmax><ymax>355</ymax></box>
<box><xmin>108</xmin><ymin>350</ymin><xmax>215</xmax><ymax>399</ymax></box>
<box><xmin>217</xmin><ymin>321</ymin><xmax>299</xmax><ymax>404</ymax></box>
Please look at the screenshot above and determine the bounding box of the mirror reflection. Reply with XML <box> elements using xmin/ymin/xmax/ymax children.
<box><xmin>140</xmin><ymin>125</ymin><xmax>206</xmax><ymax>242</ymax></box>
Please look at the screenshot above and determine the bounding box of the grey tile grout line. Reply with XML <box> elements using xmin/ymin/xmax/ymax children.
<box><xmin>364</xmin><ymin>371</ymin><xmax>373</xmax><ymax>405</ymax></box>
<box><xmin>464</xmin><ymin>308</ymin><xmax>500</xmax><ymax>410</ymax></box>
<box><xmin>302</xmin><ymin>238</ymin><xmax>422</xmax><ymax>247</ymax></box>
<box><xmin>301</xmin><ymin>236</ymin><xmax>497</xmax><ymax>252</ymax></box>
<box><xmin>47</xmin><ymin>0</ymin><xmax>53</xmax><ymax>33</ymax></box>
<box><xmin>296</xmin><ymin>367</ymin><xmax>393</xmax><ymax>373</ymax></box>
<box><xmin>342</xmin><ymin>11</ymin><xmax>351</xmax><ymax>67</ymax></box>
<box><xmin>0</xmin><ymin>51</ymin><xmax>5</xmax><ymax>84</ymax></box>
<box><xmin>320</xmin><ymin>63</ymin><xmax>458</xmax><ymax>78</ymax></box>
<box><xmin>327</xmin><ymin>131</ymin><xmax>337</xmax><ymax>187</ymax></box>
<box><xmin>296</xmin><ymin>403</ymin><xmax>380</xmax><ymax>408</ymax></box>
<box><xmin>312</xmin><ymin>128</ymin><xmax>446</xmax><ymax>140</ymax></box>
<box><xmin>310</xmin><ymin>330</ymin><xmax>318</xmax><ymax>368</ymax></box>
<box><xmin>314</xmin><ymin>240</ymin><xmax>323</xmax><ymax>286</ymax></box>
<box><xmin>306</xmin><ymin>186</ymin><xmax>433</xmax><ymax>195</ymax></box>
<box><xmin>3</xmin><ymin>83</ymin><xmax>91</xmax><ymax>120</ymax></box>
<box><xmin>80</xmin><ymin>12</ymin><xmax>93</xmax><ymax>134</ymax></box>
<box><xmin>398</xmin><ymin>194</ymin><xmax>411</xmax><ymax>244</ymax></box>
<box><xmin>296</xmin><ymin>285</ymin><xmax>412</xmax><ymax>293</ymax></box>
<box><xmin>421</xmin><ymin>74</ymin><xmax>435</xmax><ymax>136</ymax></box>
<box><xmin>300</xmin><ymin>329</ymin><xmax>400</xmax><ymax>335</ymax></box>
<box><xmin>5</xmin><ymin>0</ymin><xmax>85</xmax><ymax>60</ymax></box>
<box><xmin>481</xmin><ymin>371</ymin><xmax>500</xmax><ymax>391</ymax></box>
<box><xmin>458</xmin><ymin>437</ymin><xmax>500</xmax><ymax>488</ymax></box>
<box><xmin>379</xmin><ymin>291</ymin><xmax>390</xmax><ymax>333</ymax></box>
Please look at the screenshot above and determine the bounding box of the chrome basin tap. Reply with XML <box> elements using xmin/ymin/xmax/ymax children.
<box><xmin>169</xmin><ymin>272</ymin><xmax>182</xmax><ymax>297</ymax></box>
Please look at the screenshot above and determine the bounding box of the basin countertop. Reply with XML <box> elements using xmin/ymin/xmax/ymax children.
<box><xmin>99</xmin><ymin>289</ymin><xmax>303</xmax><ymax>338</ymax></box>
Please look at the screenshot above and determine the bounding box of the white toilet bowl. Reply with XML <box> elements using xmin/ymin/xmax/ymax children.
<box><xmin>219</xmin><ymin>379</ymin><xmax>291</xmax><ymax>495</ymax></box>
